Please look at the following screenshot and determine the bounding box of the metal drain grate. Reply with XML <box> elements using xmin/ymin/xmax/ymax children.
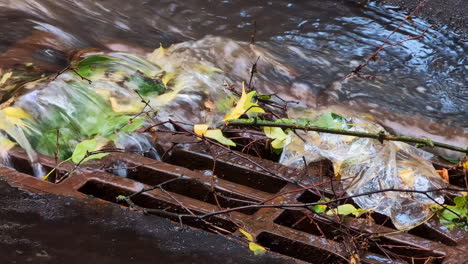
<box><xmin>1</xmin><ymin>136</ymin><xmax>467</xmax><ymax>264</ymax></box>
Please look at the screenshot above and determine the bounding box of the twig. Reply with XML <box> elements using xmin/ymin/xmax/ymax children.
<box><xmin>247</xmin><ymin>56</ymin><xmax>260</xmax><ymax>89</ymax></box>
<box><xmin>350</xmin><ymin>24</ymin><xmax>433</xmax><ymax>75</ymax></box>
<box><xmin>131</xmin><ymin>187</ymin><xmax>466</xmax><ymax>221</ymax></box>
<box><xmin>348</xmin><ymin>0</ymin><xmax>430</xmax><ymax>75</ymax></box>
<box><xmin>226</xmin><ymin>119</ymin><xmax>468</xmax><ymax>154</ymax></box>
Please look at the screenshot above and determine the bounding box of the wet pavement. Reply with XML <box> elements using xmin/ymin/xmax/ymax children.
<box><xmin>0</xmin><ymin>180</ymin><xmax>292</xmax><ymax>264</ymax></box>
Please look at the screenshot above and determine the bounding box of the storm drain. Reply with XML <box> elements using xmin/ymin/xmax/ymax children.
<box><xmin>1</xmin><ymin>136</ymin><xmax>467</xmax><ymax>264</ymax></box>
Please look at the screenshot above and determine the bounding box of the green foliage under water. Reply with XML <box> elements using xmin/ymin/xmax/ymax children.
<box><xmin>432</xmin><ymin>195</ymin><xmax>468</xmax><ymax>231</ymax></box>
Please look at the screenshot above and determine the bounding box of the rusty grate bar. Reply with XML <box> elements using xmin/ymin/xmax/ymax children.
<box><xmin>1</xmin><ymin>138</ymin><xmax>467</xmax><ymax>264</ymax></box>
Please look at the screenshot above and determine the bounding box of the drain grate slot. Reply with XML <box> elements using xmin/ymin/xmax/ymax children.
<box><xmin>169</xmin><ymin>147</ymin><xmax>287</xmax><ymax>193</ymax></box>
<box><xmin>106</xmin><ymin>161</ymin><xmax>260</xmax><ymax>214</ymax></box>
<box><xmin>367</xmin><ymin>237</ymin><xmax>445</xmax><ymax>264</ymax></box>
<box><xmin>107</xmin><ymin>162</ymin><xmax>174</xmax><ymax>186</ymax></box>
<box><xmin>78</xmin><ymin>180</ymin><xmax>238</xmax><ymax>232</ymax></box>
<box><xmin>408</xmin><ymin>224</ymin><xmax>457</xmax><ymax>246</ymax></box>
<box><xmin>274</xmin><ymin>210</ymin><xmax>343</xmax><ymax>241</ymax></box>
<box><xmin>162</xmin><ymin>179</ymin><xmax>260</xmax><ymax>215</ymax></box>
<box><xmin>8</xmin><ymin>154</ymin><xmax>64</xmax><ymax>182</ymax></box>
<box><xmin>256</xmin><ymin>232</ymin><xmax>346</xmax><ymax>264</ymax></box>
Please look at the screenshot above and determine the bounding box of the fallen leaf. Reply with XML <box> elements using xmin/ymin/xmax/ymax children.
<box><xmin>71</xmin><ymin>138</ymin><xmax>109</xmax><ymax>163</ymax></box>
<box><xmin>161</xmin><ymin>72</ymin><xmax>176</xmax><ymax>86</ymax></box>
<box><xmin>194</xmin><ymin>124</ymin><xmax>209</xmax><ymax>137</ymax></box>
<box><xmin>398</xmin><ymin>169</ymin><xmax>415</xmax><ymax>187</ymax></box>
<box><xmin>263</xmin><ymin>126</ymin><xmax>287</xmax><ymax>149</ymax></box>
<box><xmin>109</xmin><ymin>97</ymin><xmax>144</xmax><ymax>114</ymax></box>
<box><xmin>312</xmin><ymin>198</ymin><xmax>330</xmax><ymax>214</ymax></box>
<box><xmin>326</xmin><ymin>204</ymin><xmax>368</xmax><ymax>217</ymax></box>
<box><xmin>239</xmin><ymin>228</ymin><xmax>254</xmax><ymax>242</ymax></box>
<box><xmin>204</xmin><ymin>99</ymin><xmax>217</xmax><ymax>111</ymax></box>
<box><xmin>1</xmin><ymin>107</ymin><xmax>31</xmax><ymax>127</ymax></box>
<box><xmin>349</xmin><ymin>252</ymin><xmax>360</xmax><ymax>264</ymax></box>
<box><xmin>224</xmin><ymin>87</ymin><xmax>264</xmax><ymax>121</ymax></box>
<box><xmin>194</xmin><ymin>124</ymin><xmax>236</xmax><ymax>146</ymax></box>
<box><xmin>2</xmin><ymin>107</ymin><xmax>30</xmax><ymax>119</ymax></box>
<box><xmin>0</xmin><ymin>137</ymin><xmax>15</xmax><ymax>152</ymax></box>
<box><xmin>0</xmin><ymin>72</ymin><xmax>12</xmax><ymax>85</ymax></box>
<box><xmin>204</xmin><ymin>129</ymin><xmax>236</xmax><ymax>146</ymax></box>
<box><xmin>248</xmin><ymin>242</ymin><xmax>266</xmax><ymax>256</ymax></box>
<box><xmin>436</xmin><ymin>168</ymin><xmax>450</xmax><ymax>183</ymax></box>
<box><xmin>194</xmin><ymin>64</ymin><xmax>223</xmax><ymax>74</ymax></box>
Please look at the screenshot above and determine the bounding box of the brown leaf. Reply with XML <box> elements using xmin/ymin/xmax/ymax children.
<box><xmin>436</xmin><ymin>168</ymin><xmax>449</xmax><ymax>183</ymax></box>
<box><xmin>204</xmin><ymin>99</ymin><xmax>216</xmax><ymax>111</ymax></box>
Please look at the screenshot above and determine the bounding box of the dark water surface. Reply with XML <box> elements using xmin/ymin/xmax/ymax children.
<box><xmin>0</xmin><ymin>0</ymin><xmax>466</xmax><ymax>134</ymax></box>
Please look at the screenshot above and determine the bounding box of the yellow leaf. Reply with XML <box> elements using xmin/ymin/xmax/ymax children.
<box><xmin>0</xmin><ymin>137</ymin><xmax>15</xmax><ymax>152</ymax></box>
<box><xmin>161</xmin><ymin>72</ymin><xmax>176</xmax><ymax>86</ymax></box>
<box><xmin>109</xmin><ymin>97</ymin><xmax>144</xmax><ymax>114</ymax></box>
<box><xmin>194</xmin><ymin>124</ymin><xmax>236</xmax><ymax>146</ymax></box>
<box><xmin>194</xmin><ymin>64</ymin><xmax>224</xmax><ymax>74</ymax></box>
<box><xmin>263</xmin><ymin>126</ymin><xmax>287</xmax><ymax>149</ymax></box>
<box><xmin>463</xmin><ymin>161</ymin><xmax>468</xmax><ymax>170</ymax></box>
<box><xmin>399</xmin><ymin>169</ymin><xmax>415</xmax><ymax>187</ymax></box>
<box><xmin>248</xmin><ymin>242</ymin><xmax>266</xmax><ymax>256</ymax></box>
<box><xmin>239</xmin><ymin>228</ymin><xmax>254</xmax><ymax>242</ymax></box>
<box><xmin>2</xmin><ymin>107</ymin><xmax>30</xmax><ymax>119</ymax></box>
<box><xmin>224</xmin><ymin>87</ymin><xmax>264</xmax><ymax>121</ymax></box>
<box><xmin>0</xmin><ymin>72</ymin><xmax>12</xmax><ymax>85</ymax></box>
<box><xmin>1</xmin><ymin>107</ymin><xmax>31</xmax><ymax>128</ymax></box>
<box><xmin>194</xmin><ymin>124</ymin><xmax>209</xmax><ymax>136</ymax></box>
<box><xmin>349</xmin><ymin>252</ymin><xmax>360</xmax><ymax>264</ymax></box>
<box><xmin>204</xmin><ymin>129</ymin><xmax>236</xmax><ymax>146</ymax></box>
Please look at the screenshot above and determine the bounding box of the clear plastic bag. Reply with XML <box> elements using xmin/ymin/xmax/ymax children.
<box><xmin>279</xmin><ymin>109</ymin><xmax>447</xmax><ymax>229</ymax></box>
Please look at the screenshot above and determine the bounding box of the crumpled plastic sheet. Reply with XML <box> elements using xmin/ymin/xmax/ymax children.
<box><xmin>279</xmin><ymin>111</ymin><xmax>447</xmax><ymax>229</ymax></box>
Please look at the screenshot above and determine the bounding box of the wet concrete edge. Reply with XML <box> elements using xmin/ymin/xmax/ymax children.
<box><xmin>0</xmin><ymin>179</ymin><xmax>293</xmax><ymax>264</ymax></box>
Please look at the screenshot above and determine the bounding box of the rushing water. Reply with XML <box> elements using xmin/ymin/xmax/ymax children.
<box><xmin>0</xmin><ymin>0</ymin><xmax>466</xmax><ymax>149</ymax></box>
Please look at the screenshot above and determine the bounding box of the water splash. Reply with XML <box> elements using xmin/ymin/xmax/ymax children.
<box><xmin>107</xmin><ymin>160</ymin><xmax>128</xmax><ymax>178</ymax></box>
<box><xmin>116</xmin><ymin>133</ymin><xmax>161</xmax><ymax>161</ymax></box>
<box><xmin>32</xmin><ymin>162</ymin><xmax>46</xmax><ymax>178</ymax></box>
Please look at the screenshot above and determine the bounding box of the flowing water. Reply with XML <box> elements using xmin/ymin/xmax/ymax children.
<box><xmin>0</xmin><ymin>0</ymin><xmax>466</xmax><ymax>165</ymax></box>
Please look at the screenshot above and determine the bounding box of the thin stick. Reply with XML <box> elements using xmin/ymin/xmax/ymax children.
<box><xmin>226</xmin><ymin>119</ymin><xmax>468</xmax><ymax>154</ymax></box>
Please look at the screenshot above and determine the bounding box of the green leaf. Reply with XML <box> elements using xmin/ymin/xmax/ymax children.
<box><xmin>116</xmin><ymin>195</ymin><xmax>127</xmax><ymax>201</ymax></box>
<box><xmin>248</xmin><ymin>242</ymin><xmax>266</xmax><ymax>256</ymax></box>
<box><xmin>454</xmin><ymin>196</ymin><xmax>468</xmax><ymax>208</ymax></box>
<box><xmin>75</xmin><ymin>55</ymin><xmax>113</xmax><ymax>77</ymax></box>
<box><xmin>119</xmin><ymin>117</ymin><xmax>144</xmax><ymax>133</ymax></box>
<box><xmin>315</xmin><ymin>112</ymin><xmax>347</xmax><ymax>129</ymax></box>
<box><xmin>263</xmin><ymin>126</ymin><xmax>288</xmax><ymax>149</ymax></box>
<box><xmin>440</xmin><ymin>156</ymin><xmax>460</xmax><ymax>164</ymax></box>
<box><xmin>256</xmin><ymin>94</ymin><xmax>272</xmax><ymax>100</ymax></box>
<box><xmin>326</xmin><ymin>204</ymin><xmax>368</xmax><ymax>217</ymax></box>
<box><xmin>72</xmin><ymin>139</ymin><xmax>97</xmax><ymax>163</ymax></box>
<box><xmin>313</xmin><ymin>204</ymin><xmax>327</xmax><ymax>214</ymax></box>
<box><xmin>81</xmin><ymin>152</ymin><xmax>109</xmax><ymax>163</ymax></box>
<box><xmin>312</xmin><ymin>198</ymin><xmax>330</xmax><ymax>214</ymax></box>
<box><xmin>435</xmin><ymin>195</ymin><xmax>468</xmax><ymax>230</ymax></box>
<box><xmin>129</xmin><ymin>74</ymin><xmax>166</xmax><ymax>97</ymax></box>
